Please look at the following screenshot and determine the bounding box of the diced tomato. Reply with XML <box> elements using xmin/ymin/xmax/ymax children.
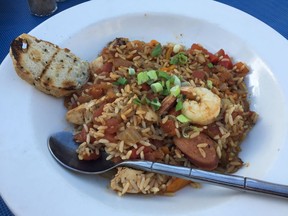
<box><xmin>218</xmin><ymin>54</ymin><xmax>233</xmax><ymax>69</ymax></box>
<box><xmin>215</xmin><ymin>49</ymin><xmax>225</xmax><ymax>58</ymax></box>
<box><xmin>102</xmin><ymin>62</ymin><xmax>113</xmax><ymax>72</ymax></box>
<box><xmin>74</xmin><ymin>127</ymin><xmax>87</xmax><ymax>143</ymax></box>
<box><xmin>161</xmin><ymin>119</ymin><xmax>177</xmax><ymax>136</ymax></box>
<box><xmin>103</xmin><ymin>132</ymin><xmax>118</xmax><ymax>143</ymax></box>
<box><xmin>192</xmin><ymin>70</ymin><xmax>206</xmax><ymax>80</ymax></box>
<box><xmin>234</xmin><ymin>62</ymin><xmax>249</xmax><ymax>76</ymax></box>
<box><xmin>129</xmin><ymin>146</ymin><xmax>153</xmax><ymax>160</ymax></box>
<box><xmin>144</xmin><ymin>150</ymin><xmax>164</xmax><ymax>162</ymax></box>
<box><xmin>105</xmin><ymin>117</ymin><xmax>122</xmax><ymax>134</ymax></box>
<box><xmin>88</xmin><ymin>87</ymin><xmax>104</xmax><ymax>99</ymax></box>
<box><xmin>191</xmin><ymin>43</ymin><xmax>208</xmax><ymax>53</ymax></box>
<box><xmin>130</xmin><ymin>148</ymin><xmax>139</xmax><ymax>160</ymax></box>
<box><xmin>204</xmin><ymin>123</ymin><xmax>221</xmax><ymax>139</ymax></box>
<box><xmin>93</xmin><ymin>104</ymin><xmax>105</xmax><ymax>119</ymax></box>
<box><xmin>208</xmin><ymin>53</ymin><xmax>219</xmax><ymax>64</ymax></box>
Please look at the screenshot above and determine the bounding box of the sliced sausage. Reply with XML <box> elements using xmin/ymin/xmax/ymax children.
<box><xmin>173</xmin><ymin>133</ymin><xmax>219</xmax><ymax>170</ymax></box>
<box><xmin>158</xmin><ymin>95</ymin><xmax>176</xmax><ymax>115</ymax></box>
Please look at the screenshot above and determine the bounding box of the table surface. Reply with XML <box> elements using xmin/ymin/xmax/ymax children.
<box><xmin>0</xmin><ymin>0</ymin><xmax>287</xmax><ymax>215</ymax></box>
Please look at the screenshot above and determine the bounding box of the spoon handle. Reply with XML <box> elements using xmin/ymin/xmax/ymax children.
<box><xmin>122</xmin><ymin>161</ymin><xmax>288</xmax><ymax>199</ymax></box>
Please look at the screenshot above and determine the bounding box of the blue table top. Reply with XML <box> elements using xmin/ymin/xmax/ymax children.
<box><xmin>0</xmin><ymin>0</ymin><xmax>287</xmax><ymax>215</ymax></box>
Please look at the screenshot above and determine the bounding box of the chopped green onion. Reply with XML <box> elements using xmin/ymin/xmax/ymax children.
<box><xmin>176</xmin><ymin>114</ymin><xmax>190</xmax><ymax>123</ymax></box>
<box><xmin>143</xmin><ymin>96</ymin><xmax>151</xmax><ymax>105</ymax></box>
<box><xmin>165</xmin><ymin>80</ymin><xmax>171</xmax><ymax>91</ymax></box>
<box><xmin>150</xmin><ymin>98</ymin><xmax>161</xmax><ymax>110</ymax></box>
<box><xmin>181</xmin><ymin>81</ymin><xmax>191</xmax><ymax>86</ymax></box>
<box><xmin>207</xmin><ymin>80</ymin><xmax>213</xmax><ymax>89</ymax></box>
<box><xmin>170</xmin><ymin>85</ymin><xmax>180</xmax><ymax>97</ymax></box>
<box><xmin>175</xmin><ymin>99</ymin><xmax>183</xmax><ymax>111</ymax></box>
<box><xmin>128</xmin><ymin>67</ymin><xmax>135</xmax><ymax>75</ymax></box>
<box><xmin>113</xmin><ymin>77</ymin><xmax>127</xmax><ymax>86</ymax></box>
<box><xmin>207</xmin><ymin>62</ymin><xmax>214</xmax><ymax>68</ymax></box>
<box><xmin>151</xmin><ymin>82</ymin><xmax>163</xmax><ymax>93</ymax></box>
<box><xmin>161</xmin><ymin>89</ymin><xmax>170</xmax><ymax>96</ymax></box>
<box><xmin>158</xmin><ymin>71</ymin><xmax>171</xmax><ymax>80</ymax></box>
<box><xmin>147</xmin><ymin>70</ymin><xmax>158</xmax><ymax>82</ymax></box>
<box><xmin>133</xmin><ymin>98</ymin><xmax>142</xmax><ymax>105</ymax></box>
<box><xmin>137</xmin><ymin>72</ymin><xmax>149</xmax><ymax>85</ymax></box>
<box><xmin>151</xmin><ymin>43</ymin><xmax>162</xmax><ymax>57</ymax></box>
<box><xmin>172</xmin><ymin>75</ymin><xmax>181</xmax><ymax>86</ymax></box>
<box><xmin>170</xmin><ymin>52</ymin><xmax>188</xmax><ymax>65</ymax></box>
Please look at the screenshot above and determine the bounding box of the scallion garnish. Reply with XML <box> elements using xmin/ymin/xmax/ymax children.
<box><xmin>165</xmin><ymin>80</ymin><xmax>171</xmax><ymax>91</ymax></box>
<box><xmin>172</xmin><ymin>75</ymin><xmax>181</xmax><ymax>86</ymax></box>
<box><xmin>207</xmin><ymin>62</ymin><xmax>214</xmax><ymax>68</ymax></box>
<box><xmin>113</xmin><ymin>77</ymin><xmax>127</xmax><ymax>86</ymax></box>
<box><xmin>151</xmin><ymin>43</ymin><xmax>162</xmax><ymax>57</ymax></box>
<box><xmin>158</xmin><ymin>71</ymin><xmax>171</xmax><ymax>80</ymax></box>
<box><xmin>151</xmin><ymin>82</ymin><xmax>163</xmax><ymax>93</ymax></box>
<box><xmin>170</xmin><ymin>85</ymin><xmax>180</xmax><ymax>97</ymax></box>
<box><xmin>170</xmin><ymin>52</ymin><xmax>188</xmax><ymax>65</ymax></box>
<box><xmin>137</xmin><ymin>72</ymin><xmax>149</xmax><ymax>85</ymax></box>
<box><xmin>150</xmin><ymin>98</ymin><xmax>161</xmax><ymax>110</ymax></box>
<box><xmin>147</xmin><ymin>70</ymin><xmax>158</xmax><ymax>82</ymax></box>
<box><xmin>207</xmin><ymin>80</ymin><xmax>213</xmax><ymax>89</ymax></box>
<box><xmin>175</xmin><ymin>99</ymin><xmax>183</xmax><ymax>111</ymax></box>
<box><xmin>133</xmin><ymin>98</ymin><xmax>142</xmax><ymax>105</ymax></box>
<box><xmin>128</xmin><ymin>67</ymin><xmax>136</xmax><ymax>75</ymax></box>
<box><xmin>176</xmin><ymin>114</ymin><xmax>190</xmax><ymax>123</ymax></box>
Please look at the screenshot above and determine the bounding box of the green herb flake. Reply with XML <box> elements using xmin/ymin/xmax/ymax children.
<box><xmin>172</xmin><ymin>75</ymin><xmax>181</xmax><ymax>86</ymax></box>
<box><xmin>158</xmin><ymin>71</ymin><xmax>171</xmax><ymax>80</ymax></box>
<box><xmin>170</xmin><ymin>85</ymin><xmax>180</xmax><ymax>97</ymax></box>
<box><xmin>128</xmin><ymin>67</ymin><xmax>136</xmax><ymax>75</ymax></box>
<box><xmin>137</xmin><ymin>72</ymin><xmax>149</xmax><ymax>85</ymax></box>
<box><xmin>150</xmin><ymin>98</ymin><xmax>161</xmax><ymax>110</ymax></box>
<box><xmin>207</xmin><ymin>62</ymin><xmax>214</xmax><ymax>68</ymax></box>
<box><xmin>176</xmin><ymin>114</ymin><xmax>190</xmax><ymax>123</ymax></box>
<box><xmin>133</xmin><ymin>98</ymin><xmax>142</xmax><ymax>105</ymax></box>
<box><xmin>151</xmin><ymin>82</ymin><xmax>163</xmax><ymax>93</ymax></box>
<box><xmin>151</xmin><ymin>43</ymin><xmax>162</xmax><ymax>57</ymax></box>
<box><xmin>147</xmin><ymin>70</ymin><xmax>158</xmax><ymax>82</ymax></box>
<box><xmin>170</xmin><ymin>52</ymin><xmax>188</xmax><ymax>65</ymax></box>
<box><xmin>207</xmin><ymin>80</ymin><xmax>213</xmax><ymax>89</ymax></box>
<box><xmin>175</xmin><ymin>99</ymin><xmax>183</xmax><ymax>111</ymax></box>
<box><xmin>113</xmin><ymin>77</ymin><xmax>127</xmax><ymax>86</ymax></box>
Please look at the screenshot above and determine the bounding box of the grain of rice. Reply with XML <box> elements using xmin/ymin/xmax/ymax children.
<box><xmin>216</xmin><ymin>146</ymin><xmax>222</xmax><ymax>158</ymax></box>
<box><xmin>198</xmin><ymin>148</ymin><xmax>206</xmax><ymax>158</ymax></box>
<box><xmin>190</xmin><ymin>131</ymin><xmax>200</xmax><ymax>139</ymax></box>
<box><xmin>197</xmin><ymin>143</ymin><xmax>208</xmax><ymax>148</ymax></box>
<box><xmin>139</xmin><ymin>140</ymin><xmax>151</xmax><ymax>147</ymax></box>
<box><xmin>161</xmin><ymin>116</ymin><xmax>168</xmax><ymax>124</ymax></box>
<box><xmin>140</xmin><ymin>151</ymin><xmax>145</xmax><ymax>160</ymax></box>
<box><xmin>175</xmin><ymin>129</ymin><xmax>181</xmax><ymax>138</ymax></box>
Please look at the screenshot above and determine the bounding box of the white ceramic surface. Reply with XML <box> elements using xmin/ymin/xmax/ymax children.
<box><xmin>1</xmin><ymin>0</ymin><xmax>288</xmax><ymax>215</ymax></box>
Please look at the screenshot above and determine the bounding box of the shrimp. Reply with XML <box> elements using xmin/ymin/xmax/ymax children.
<box><xmin>181</xmin><ymin>86</ymin><xmax>221</xmax><ymax>125</ymax></box>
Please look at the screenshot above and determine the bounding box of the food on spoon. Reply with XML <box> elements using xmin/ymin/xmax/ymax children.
<box><xmin>65</xmin><ymin>38</ymin><xmax>258</xmax><ymax>196</ymax></box>
<box><xmin>10</xmin><ymin>34</ymin><xmax>90</xmax><ymax>97</ymax></box>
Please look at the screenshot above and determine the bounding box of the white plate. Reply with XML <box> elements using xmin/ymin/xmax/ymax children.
<box><xmin>1</xmin><ymin>0</ymin><xmax>288</xmax><ymax>215</ymax></box>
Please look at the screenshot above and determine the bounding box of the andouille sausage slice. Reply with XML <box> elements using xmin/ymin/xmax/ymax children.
<box><xmin>173</xmin><ymin>133</ymin><xmax>219</xmax><ymax>170</ymax></box>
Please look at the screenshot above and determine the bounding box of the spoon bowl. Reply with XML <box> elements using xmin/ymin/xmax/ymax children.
<box><xmin>48</xmin><ymin>131</ymin><xmax>288</xmax><ymax>199</ymax></box>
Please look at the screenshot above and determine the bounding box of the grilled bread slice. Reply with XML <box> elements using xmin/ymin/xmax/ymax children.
<box><xmin>10</xmin><ymin>33</ymin><xmax>90</xmax><ymax>97</ymax></box>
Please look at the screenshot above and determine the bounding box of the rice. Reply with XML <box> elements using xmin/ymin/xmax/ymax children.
<box><xmin>65</xmin><ymin>38</ymin><xmax>258</xmax><ymax>195</ymax></box>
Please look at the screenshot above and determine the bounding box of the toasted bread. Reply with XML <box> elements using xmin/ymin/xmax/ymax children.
<box><xmin>10</xmin><ymin>34</ymin><xmax>90</xmax><ymax>97</ymax></box>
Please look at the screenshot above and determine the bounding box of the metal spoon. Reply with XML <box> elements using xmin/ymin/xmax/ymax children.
<box><xmin>48</xmin><ymin>131</ymin><xmax>288</xmax><ymax>199</ymax></box>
